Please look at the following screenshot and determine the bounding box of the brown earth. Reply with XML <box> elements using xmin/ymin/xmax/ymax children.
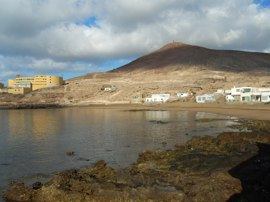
<box><xmin>0</xmin><ymin>42</ymin><xmax>270</xmax><ymax>107</ymax></box>
<box><xmin>4</xmin><ymin>120</ymin><xmax>270</xmax><ymax>202</ymax></box>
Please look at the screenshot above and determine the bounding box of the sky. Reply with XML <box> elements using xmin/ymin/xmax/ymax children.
<box><xmin>0</xmin><ymin>0</ymin><xmax>270</xmax><ymax>84</ymax></box>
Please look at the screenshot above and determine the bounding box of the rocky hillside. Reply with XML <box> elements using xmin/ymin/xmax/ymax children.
<box><xmin>113</xmin><ymin>42</ymin><xmax>270</xmax><ymax>73</ymax></box>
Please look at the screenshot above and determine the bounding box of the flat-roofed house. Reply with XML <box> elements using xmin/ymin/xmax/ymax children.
<box><xmin>239</xmin><ymin>87</ymin><xmax>262</xmax><ymax>102</ymax></box>
<box><xmin>145</xmin><ymin>94</ymin><xmax>170</xmax><ymax>103</ymax></box>
<box><xmin>196</xmin><ymin>94</ymin><xmax>216</xmax><ymax>103</ymax></box>
<box><xmin>226</xmin><ymin>87</ymin><xmax>261</xmax><ymax>103</ymax></box>
<box><xmin>177</xmin><ymin>92</ymin><xmax>190</xmax><ymax>99</ymax></box>
<box><xmin>261</xmin><ymin>92</ymin><xmax>270</xmax><ymax>103</ymax></box>
<box><xmin>229</xmin><ymin>87</ymin><xmax>242</xmax><ymax>102</ymax></box>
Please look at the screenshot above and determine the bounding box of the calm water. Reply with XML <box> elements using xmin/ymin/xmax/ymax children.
<box><xmin>0</xmin><ymin>107</ymin><xmax>239</xmax><ymax>195</ymax></box>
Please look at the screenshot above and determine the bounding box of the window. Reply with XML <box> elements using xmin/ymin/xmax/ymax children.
<box><xmin>242</xmin><ymin>88</ymin><xmax>251</xmax><ymax>93</ymax></box>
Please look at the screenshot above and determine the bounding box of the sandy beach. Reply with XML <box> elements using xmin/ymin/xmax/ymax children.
<box><xmin>70</xmin><ymin>102</ymin><xmax>270</xmax><ymax>121</ymax></box>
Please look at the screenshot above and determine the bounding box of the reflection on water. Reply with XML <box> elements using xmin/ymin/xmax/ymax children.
<box><xmin>0</xmin><ymin>108</ymin><xmax>238</xmax><ymax>194</ymax></box>
<box><xmin>7</xmin><ymin>110</ymin><xmax>61</xmax><ymax>139</ymax></box>
<box><xmin>146</xmin><ymin>111</ymin><xmax>170</xmax><ymax>122</ymax></box>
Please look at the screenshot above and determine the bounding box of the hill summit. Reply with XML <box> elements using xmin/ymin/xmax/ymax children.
<box><xmin>112</xmin><ymin>42</ymin><xmax>270</xmax><ymax>73</ymax></box>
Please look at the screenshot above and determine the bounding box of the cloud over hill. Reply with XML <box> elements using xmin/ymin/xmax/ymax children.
<box><xmin>0</xmin><ymin>0</ymin><xmax>270</xmax><ymax>81</ymax></box>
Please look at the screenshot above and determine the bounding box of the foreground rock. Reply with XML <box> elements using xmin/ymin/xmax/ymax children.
<box><xmin>4</xmin><ymin>130</ymin><xmax>270</xmax><ymax>201</ymax></box>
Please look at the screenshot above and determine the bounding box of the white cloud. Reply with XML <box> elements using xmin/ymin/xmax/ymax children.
<box><xmin>0</xmin><ymin>0</ymin><xmax>269</xmax><ymax>81</ymax></box>
<box><xmin>0</xmin><ymin>55</ymin><xmax>94</xmax><ymax>82</ymax></box>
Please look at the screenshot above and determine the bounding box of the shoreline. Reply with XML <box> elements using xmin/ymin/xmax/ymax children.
<box><xmin>1</xmin><ymin>102</ymin><xmax>269</xmax><ymax>120</ymax></box>
<box><xmin>4</xmin><ymin>121</ymin><xmax>270</xmax><ymax>201</ymax></box>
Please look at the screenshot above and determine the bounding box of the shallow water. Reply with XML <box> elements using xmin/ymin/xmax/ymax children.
<box><xmin>0</xmin><ymin>107</ymin><xmax>239</xmax><ymax>196</ymax></box>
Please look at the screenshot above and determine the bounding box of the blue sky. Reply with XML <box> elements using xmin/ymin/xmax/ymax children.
<box><xmin>0</xmin><ymin>0</ymin><xmax>270</xmax><ymax>84</ymax></box>
<box><xmin>256</xmin><ymin>0</ymin><xmax>270</xmax><ymax>7</ymax></box>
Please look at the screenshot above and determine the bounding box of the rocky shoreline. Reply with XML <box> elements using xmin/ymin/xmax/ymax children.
<box><xmin>0</xmin><ymin>103</ymin><xmax>63</xmax><ymax>110</ymax></box>
<box><xmin>3</xmin><ymin>120</ymin><xmax>270</xmax><ymax>202</ymax></box>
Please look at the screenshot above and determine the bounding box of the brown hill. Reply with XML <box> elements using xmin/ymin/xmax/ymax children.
<box><xmin>2</xmin><ymin>42</ymin><xmax>270</xmax><ymax>107</ymax></box>
<box><xmin>112</xmin><ymin>42</ymin><xmax>270</xmax><ymax>73</ymax></box>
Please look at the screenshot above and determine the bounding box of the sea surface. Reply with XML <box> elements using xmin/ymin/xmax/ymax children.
<box><xmin>0</xmin><ymin>107</ymin><xmax>239</xmax><ymax>197</ymax></box>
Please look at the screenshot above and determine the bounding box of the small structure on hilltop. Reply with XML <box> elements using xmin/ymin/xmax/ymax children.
<box><xmin>101</xmin><ymin>84</ymin><xmax>117</xmax><ymax>92</ymax></box>
<box><xmin>145</xmin><ymin>94</ymin><xmax>171</xmax><ymax>103</ymax></box>
<box><xmin>196</xmin><ymin>94</ymin><xmax>216</xmax><ymax>104</ymax></box>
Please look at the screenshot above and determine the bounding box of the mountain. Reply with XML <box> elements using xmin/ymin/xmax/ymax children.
<box><xmin>112</xmin><ymin>42</ymin><xmax>270</xmax><ymax>73</ymax></box>
<box><xmin>2</xmin><ymin>42</ymin><xmax>270</xmax><ymax>107</ymax></box>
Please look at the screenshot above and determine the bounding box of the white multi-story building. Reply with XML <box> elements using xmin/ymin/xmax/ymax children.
<box><xmin>225</xmin><ymin>87</ymin><xmax>270</xmax><ymax>103</ymax></box>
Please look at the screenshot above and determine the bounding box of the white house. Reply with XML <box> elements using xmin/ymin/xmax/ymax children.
<box><xmin>224</xmin><ymin>86</ymin><xmax>270</xmax><ymax>103</ymax></box>
<box><xmin>261</xmin><ymin>92</ymin><xmax>270</xmax><ymax>103</ymax></box>
<box><xmin>225</xmin><ymin>87</ymin><xmax>262</xmax><ymax>102</ymax></box>
<box><xmin>226</xmin><ymin>95</ymin><xmax>235</xmax><ymax>102</ymax></box>
<box><xmin>229</xmin><ymin>87</ymin><xmax>243</xmax><ymax>101</ymax></box>
<box><xmin>196</xmin><ymin>94</ymin><xmax>216</xmax><ymax>104</ymax></box>
<box><xmin>145</xmin><ymin>94</ymin><xmax>171</xmax><ymax>103</ymax></box>
<box><xmin>177</xmin><ymin>92</ymin><xmax>190</xmax><ymax>99</ymax></box>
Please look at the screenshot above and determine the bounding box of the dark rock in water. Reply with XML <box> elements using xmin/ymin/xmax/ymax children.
<box><xmin>32</xmin><ymin>181</ymin><xmax>43</xmax><ymax>190</ymax></box>
<box><xmin>149</xmin><ymin>120</ymin><xmax>169</xmax><ymax>124</ymax></box>
<box><xmin>77</xmin><ymin>157</ymin><xmax>90</xmax><ymax>162</ymax></box>
<box><xmin>0</xmin><ymin>163</ymin><xmax>10</xmax><ymax>166</ymax></box>
<box><xmin>66</xmin><ymin>151</ymin><xmax>75</xmax><ymax>156</ymax></box>
<box><xmin>156</xmin><ymin>120</ymin><xmax>168</xmax><ymax>124</ymax></box>
<box><xmin>106</xmin><ymin>149</ymin><xmax>113</xmax><ymax>152</ymax></box>
<box><xmin>162</xmin><ymin>141</ymin><xmax>167</xmax><ymax>146</ymax></box>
